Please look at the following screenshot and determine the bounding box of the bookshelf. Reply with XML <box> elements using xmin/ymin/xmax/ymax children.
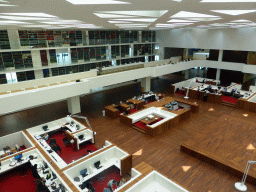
<box><xmin>16</xmin><ymin>70</ymin><xmax>35</xmax><ymax>82</ymax></box>
<box><xmin>0</xmin><ymin>30</ymin><xmax>10</xmax><ymax>50</ymax></box>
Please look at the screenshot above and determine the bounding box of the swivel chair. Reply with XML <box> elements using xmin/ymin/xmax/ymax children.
<box><xmin>63</xmin><ymin>137</ymin><xmax>71</xmax><ymax>147</ymax></box>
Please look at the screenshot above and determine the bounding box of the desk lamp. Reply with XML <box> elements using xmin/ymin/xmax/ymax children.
<box><xmin>235</xmin><ymin>160</ymin><xmax>256</xmax><ymax>191</ymax></box>
<box><xmin>184</xmin><ymin>78</ymin><xmax>196</xmax><ymax>99</ymax></box>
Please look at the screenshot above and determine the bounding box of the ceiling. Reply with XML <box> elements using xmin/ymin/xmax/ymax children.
<box><xmin>0</xmin><ymin>0</ymin><xmax>256</xmax><ymax>30</ymax></box>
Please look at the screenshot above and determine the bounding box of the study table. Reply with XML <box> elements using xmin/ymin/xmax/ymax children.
<box><xmin>140</xmin><ymin>115</ymin><xmax>160</xmax><ymax>125</ymax></box>
<box><xmin>77</xmin><ymin>158</ymin><xmax>120</xmax><ymax>190</ymax></box>
<box><xmin>126</xmin><ymin>99</ymin><xmax>145</xmax><ymax>110</ymax></box>
<box><xmin>73</xmin><ymin>130</ymin><xmax>94</xmax><ymax>151</ymax></box>
<box><xmin>104</xmin><ymin>104</ymin><xmax>120</xmax><ymax>119</ymax></box>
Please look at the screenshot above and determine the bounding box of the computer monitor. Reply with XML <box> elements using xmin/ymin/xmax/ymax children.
<box><xmin>94</xmin><ymin>161</ymin><xmax>100</xmax><ymax>168</ymax></box>
<box><xmin>14</xmin><ymin>154</ymin><xmax>22</xmax><ymax>160</ymax></box>
<box><xmin>80</xmin><ymin>169</ymin><xmax>87</xmax><ymax>177</ymax></box>
<box><xmin>42</xmin><ymin>125</ymin><xmax>48</xmax><ymax>131</ymax></box>
<box><xmin>78</xmin><ymin>135</ymin><xmax>84</xmax><ymax>140</ymax></box>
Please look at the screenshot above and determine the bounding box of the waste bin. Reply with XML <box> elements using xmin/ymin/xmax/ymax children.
<box><xmin>102</xmin><ymin>110</ymin><xmax>106</xmax><ymax>116</ymax></box>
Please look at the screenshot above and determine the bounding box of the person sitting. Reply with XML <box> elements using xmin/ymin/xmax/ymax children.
<box><xmin>108</xmin><ymin>180</ymin><xmax>117</xmax><ymax>191</ymax></box>
<box><xmin>42</xmin><ymin>133</ymin><xmax>49</xmax><ymax>141</ymax></box>
<box><xmin>118</xmin><ymin>178</ymin><xmax>126</xmax><ymax>187</ymax></box>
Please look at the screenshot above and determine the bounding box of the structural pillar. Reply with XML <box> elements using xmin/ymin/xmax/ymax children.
<box><xmin>141</xmin><ymin>77</ymin><xmax>151</xmax><ymax>92</ymax></box>
<box><xmin>67</xmin><ymin>96</ymin><xmax>81</xmax><ymax>114</ymax></box>
<box><xmin>216</xmin><ymin>69</ymin><xmax>221</xmax><ymax>80</ymax></box>
<box><xmin>218</xmin><ymin>50</ymin><xmax>223</xmax><ymax>62</ymax></box>
<box><xmin>185</xmin><ymin>69</ymin><xmax>189</xmax><ymax>79</ymax></box>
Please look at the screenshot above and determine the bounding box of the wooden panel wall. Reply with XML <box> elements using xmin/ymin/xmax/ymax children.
<box><xmin>121</xmin><ymin>155</ymin><xmax>132</xmax><ymax>177</ymax></box>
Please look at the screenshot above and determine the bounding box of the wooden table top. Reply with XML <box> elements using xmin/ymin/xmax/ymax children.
<box><xmin>127</xmin><ymin>99</ymin><xmax>144</xmax><ymax>105</ymax></box>
<box><xmin>120</xmin><ymin>103</ymin><xmax>130</xmax><ymax>108</ymax></box>
<box><xmin>104</xmin><ymin>104</ymin><xmax>119</xmax><ymax>111</ymax></box>
<box><xmin>141</xmin><ymin>115</ymin><xmax>161</xmax><ymax>125</ymax></box>
<box><xmin>144</xmin><ymin>96</ymin><xmax>199</xmax><ymax>108</ymax></box>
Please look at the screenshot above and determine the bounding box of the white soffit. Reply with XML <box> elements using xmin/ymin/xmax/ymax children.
<box><xmin>96</xmin><ymin>10</ymin><xmax>168</xmax><ymax>17</ymax></box>
<box><xmin>65</xmin><ymin>0</ymin><xmax>130</xmax><ymax>4</ymax></box>
<box><xmin>111</xmin><ymin>18</ymin><xmax>158</xmax><ymax>22</ymax></box>
<box><xmin>0</xmin><ymin>13</ymin><xmax>57</xmax><ymax>18</ymax></box>
<box><xmin>211</xmin><ymin>10</ymin><xmax>256</xmax><ymax>16</ymax></box>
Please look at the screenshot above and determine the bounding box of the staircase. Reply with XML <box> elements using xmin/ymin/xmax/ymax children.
<box><xmin>221</xmin><ymin>101</ymin><xmax>237</xmax><ymax>108</ymax></box>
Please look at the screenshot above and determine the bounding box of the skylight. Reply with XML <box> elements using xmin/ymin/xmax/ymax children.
<box><xmin>171</xmin><ymin>11</ymin><xmax>220</xmax><ymax>18</ymax></box>
<box><xmin>93</xmin><ymin>13</ymin><xmax>136</xmax><ymax>18</ymax></box>
<box><xmin>0</xmin><ymin>13</ymin><xmax>57</xmax><ymax>18</ymax></box>
<box><xmin>96</xmin><ymin>10</ymin><xmax>168</xmax><ymax>17</ymax></box>
<box><xmin>111</xmin><ymin>18</ymin><xmax>158</xmax><ymax>22</ymax></box>
<box><xmin>182</xmin><ymin>18</ymin><xmax>222</xmax><ymax>22</ymax></box>
<box><xmin>65</xmin><ymin>0</ymin><xmax>130</xmax><ymax>4</ymax></box>
<box><xmin>0</xmin><ymin>4</ymin><xmax>16</xmax><ymax>6</ymax></box>
<box><xmin>211</xmin><ymin>10</ymin><xmax>256</xmax><ymax>16</ymax></box>
<box><xmin>167</xmin><ymin>19</ymin><xmax>199</xmax><ymax>23</ymax></box>
<box><xmin>201</xmin><ymin>0</ymin><xmax>256</xmax><ymax>2</ymax></box>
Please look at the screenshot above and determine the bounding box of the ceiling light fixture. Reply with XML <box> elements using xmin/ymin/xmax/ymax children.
<box><xmin>41</xmin><ymin>20</ymin><xmax>83</xmax><ymax>24</ymax></box>
<box><xmin>201</xmin><ymin>0</ymin><xmax>256</xmax><ymax>2</ymax></box>
<box><xmin>96</xmin><ymin>10</ymin><xmax>168</xmax><ymax>17</ymax></box>
<box><xmin>167</xmin><ymin>19</ymin><xmax>199</xmax><ymax>23</ymax></box>
<box><xmin>231</xmin><ymin>19</ymin><xmax>252</xmax><ymax>22</ymax></box>
<box><xmin>0</xmin><ymin>4</ymin><xmax>16</xmax><ymax>6</ymax></box>
<box><xmin>108</xmin><ymin>21</ymin><xmax>133</xmax><ymax>23</ymax></box>
<box><xmin>211</xmin><ymin>10</ymin><xmax>256</xmax><ymax>16</ymax></box>
<box><xmin>93</xmin><ymin>13</ymin><xmax>136</xmax><ymax>18</ymax></box>
<box><xmin>0</xmin><ymin>13</ymin><xmax>57</xmax><ymax>18</ymax></box>
<box><xmin>0</xmin><ymin>16</ymin><xmax>58</xmax><ymax>20</ymax></box>
<box><xmin>112</xmin><ymin>18</ymin><xmax>158</xmax><ymax>22</ymax></box>
<box><xmin>65</xmin><ymin>0</ymin><xmax>130</xmax><ymax>4</ymax></box>
<box><xmin>171</xmin><ymin>11</ymin><xmax>220</xmax><ymax>18</ymax></box>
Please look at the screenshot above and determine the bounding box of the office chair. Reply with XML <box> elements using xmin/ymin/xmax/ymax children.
<box><xmin>63</xmin><ymin>137</ymin><xmax>71</xmax><ymax>147</ymax></box>
<box><xmin>76</xmin><ymin>125</ymin><xmax>80</xmax><ymax>130</ymax></box>
<box><xmin>49</xmin><ymin>138</ymin><xmax>56</xmax><ymax>146</ymax></box>
<box><xmin>56</xmin><ymin>145</ymin><xmax>61</xmax><ymax>154</ymax></box>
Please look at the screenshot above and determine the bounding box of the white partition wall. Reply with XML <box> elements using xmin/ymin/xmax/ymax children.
<box><xmin>64</xmin><ymin>146</ymin><xmax>129</xmax><ymax>191</ymax></box>
<box><xmin>126</xmin><ymin>171</ymin><xmax>189</xmax><ymax>192</ymax></box>
<box><xmin>0</xmin><ymin>131</ymin><xmax>34</xmax><ymax>160</ymax></box>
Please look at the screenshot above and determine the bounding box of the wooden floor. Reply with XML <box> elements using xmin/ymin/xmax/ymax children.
<box><xmin>1</xmin><ymin>74</ymin><xmax>256</xmax><ymax>191</ymax></box>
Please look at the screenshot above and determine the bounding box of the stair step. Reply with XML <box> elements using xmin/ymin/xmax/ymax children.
<box><xmin>221</xmin><ymin>101</ymin><xmax>237</xmax><ymax>108</ymax></box>
<box><xmin>132</xmin><ymin>125</ymin><xmax>146</xmax><ymax>134</ymax></box>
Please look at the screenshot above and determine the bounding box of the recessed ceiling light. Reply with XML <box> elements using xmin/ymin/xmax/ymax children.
<box><xmin>201</xmin><ymin>0</ymin><xmax>256</xmax><ymax>2</ymax></box>
<box><xmin>231</xmin><ymin>19</ymin><xmax>252</xmax><ymax>22</ymax></box>
<box><xmin>183</xmin><ymin>17</ymin><xmax>222</xmax><ymax>22</ymax></box>
<box><xmin>171</xmin><ymin>11</ymin><xmax>220</xmax><ymax>18</ymax></box>
<box><xmin>211</xmin><ymin>10</ymin><xmax>256</xmax><ymax>16</ymax></box>
<box><xmin>93</xmin><ymin>13</ymin><xmax>136</xmax><ymax>18</ymax></box>
<box><xmin>167</xmin><ymin>19</ymin><xmax>199</xmax><ymax>23</ymax></box>
<box><xmin>0</xmin><ymin>13</ymin><xmax>57</xmax><ymax>18</ymax></box>
<box><xmin>41</xmin><ymin>20</ymin><xmax>82</xmax><ymax>24</ymax></box>
<box><xmin>112</xmin><ymin>18</ymin><xmax>157</xmax><ymax>22</ymax></box>
<box><xmin>96</xmin><ymin>10</ymin><xmax>168</xmax><ymax>17</ymax></box>
<box><xmin>0</xmin><ymin>16</ymin><xmax>58</xmax><ymax>20</ymax></box>
<box><xmin>108</xmin><ymin>21</ymin><xmax>133</xmax><ymax>23</ymax></box>
<box><xmin>65</xmin><ymin>0</ymin><xmax>130</xmax><ymax>4</ymax></box>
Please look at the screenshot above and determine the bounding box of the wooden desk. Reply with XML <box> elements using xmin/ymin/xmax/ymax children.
<box><xmin>141</xmin><ymin>115</ymin><xmax>160</xmax><ymax>125</ymax></box>
<box><xmin>104</xmin><ymin>104</ymin><xmax>119</xmax><ymax>119</ymax></box>
<box><xmin>127</xmin><ymin>99</ymin><xmax>145</xmax><ymax>110</ymax></box>
<box><xmin>120</xmin><ymin>103</ymin><xmax>130</xmax><ymax>111</ymax></box>
<box><xmin>144</xmin><ymin>96</ymin><xmax>199</xmax><ymax>113</ymax></box>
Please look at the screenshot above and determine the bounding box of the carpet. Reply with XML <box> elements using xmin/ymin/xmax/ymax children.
<box><xmin>130</xmin><ymin>109</ymin><xmax>137</xmax><ymax>114</ymax></box>
<box><xmin>222</xmin><ymin>96</ymin><xmax>237</xmax><ymax>104</ymax></box>
<box><xmin>0</xmin><ymin>163</ymin><xmax>37</xmax><ymax>192</ymax></box>
<box><xmin>91</xmin><ymin>165</ymin><xmax>121</xmax><ymax>192</ymax></box>
<box><xmin>47</xmin><ymin>131</ymin><xmax>98</xmax><ymax>164</ymax></box>
<box><xmin>133</xmin><ymin>121</ymin><xmax>147</xmax><ymax>130</ymax></box>
<box><xmin>175</xmin><ymin>90</ymin><xmax>185</xmax><ymax>96</ymax></box>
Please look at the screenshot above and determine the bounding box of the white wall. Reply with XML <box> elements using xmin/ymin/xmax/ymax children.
<box><xmin>0</xmin><ymin>70</ymin><xmax>97</xmax><ymax>92</ymax></box>
<box><xmin>157</xmin><ymin>28</ymin><xmax>256</xmax><ymax>51</ymax></box>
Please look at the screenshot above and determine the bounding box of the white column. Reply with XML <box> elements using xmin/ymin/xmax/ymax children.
<box><xmin>34</xmin><ymin>70</ymin><xmax>44</xmax><ymax>79</ymax></box>
<box><xmin>67</xmin><ymin>96</ymin><xmax>81</xmax><ymax>114</ymax></box>
<box><xmin>218</xmin><ymin>50</ymin><xmax>223</xmax><ymax>61</ymax></box>
<box><xmin>185</xmin><ymin>69</ymin><xmax>189</xmax><ymax>79</ymax></box>
<box><xmin>31</xmin><ymin>50</ymin><xmax>42</xmax><ymax>68</ymax></box>
<box><xmin>141</xmin><ymin>77</ymin><xmax>151</xmax><ymax>92</ymax></box>
<box><xmin>139</xmin><ymin>31</ymin><xmax>142</xmax><ymax>43</ymax></box>
<box><xmin>216</xmin><ymin>69</ymin><xmax>221</xmax><ymax>80</ymax></box>
<box><xmin>7</xmin><ymin>29</ymin><xmax>20</xmax><ymax>49</ymax></box>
